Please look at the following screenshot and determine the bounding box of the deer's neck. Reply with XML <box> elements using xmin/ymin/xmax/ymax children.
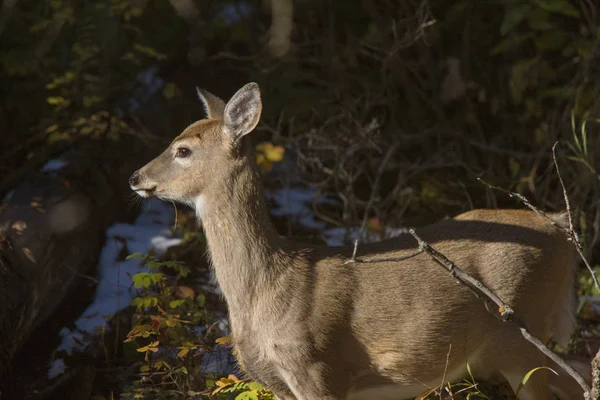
<box><xmin>197</xmin><ymin>159</ymin><xmax>286</xmax><ymax>311</ymax></box>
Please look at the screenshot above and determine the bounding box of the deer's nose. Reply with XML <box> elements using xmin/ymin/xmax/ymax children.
<box><xmin>129</xmin><ymin>171</ymin><xmax>140</xmax><ymax>187</ymax></box>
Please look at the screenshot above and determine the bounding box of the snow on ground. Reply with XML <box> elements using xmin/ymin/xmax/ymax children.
<box><xmin>49</xmin><ymin>198</ymin><xmax>181</xmax><ymax>378</ymax></box>
<box><xmin>268</xmin><ymin>186</ymin><xmax>407</xmax><ymax>246</ymax></box>
<box><xmin>268</xmin><ymin>187</ymin><xmax>329</xmax><ymax>231</ymax></box>
<box><xmin>41</xmin><ymin>158</ymin><xmax>68</xmax><ymax>173</ymax></box>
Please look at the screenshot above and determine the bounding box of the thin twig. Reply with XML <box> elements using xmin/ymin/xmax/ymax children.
<box><xmin>345</xmin><ymin>248</ymin><xmax>424</xmax><ymax>265</ymax></box>
<box><xmin>477</xmin><ymin>178</ymin><xmax>560</xmax><ymax>229</ymax></box>
<box><xmin>551</xmin><ymin>142</ymin><xmax>600</xmax><ymax>292</ymax></box>
<box><xmin>552</xmin><ymin>142</ymin><xmax>576</xmax><ymax>233</ymax></box>
<box><xmin>439</xmin><ymin>344</ymin><xmax>452</xmax><ymax>400</ymax></box>
<box><xmin>346</xmin><ymin>143</ymin><xmax>400</xmax><ymax>264</ymax></box>
<box><xmin>409</xmin><ymin>230</ymin><xmax>513</xmax><ymax>320</ymax></box>
<box><xmin>358</xmin><ymin>142</ymin><xmax>401</xmax><ymax>241</ymax></box>
<box><xmin>408</xmin><ymin>229</ymin><xmax>591</xmax><ymax>396</ymax></box>
<box><xmin>478</xmin><ymin>156</ymin><xmax>600</xmax><ymax>293</ymax></box>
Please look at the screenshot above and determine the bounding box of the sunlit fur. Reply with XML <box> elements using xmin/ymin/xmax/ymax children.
<box><xmin>130</xmin><ymin>83</ymin><xmax>586</xmax><ymax>400</ymax></box>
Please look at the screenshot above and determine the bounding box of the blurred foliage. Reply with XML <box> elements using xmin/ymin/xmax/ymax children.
<box><xmin>122</xmin><ymin>251</ymin><xmax>275</xmax><ymax>399</ymax></box>
<box><xmin>0</xmin><ymin>0</ymin><xmax>184</xmax><ymax>191</ymax></box>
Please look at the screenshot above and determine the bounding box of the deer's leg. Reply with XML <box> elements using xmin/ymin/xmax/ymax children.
<box><xmin>547</xmin><ymin>355</ymin><xmax>589</xmax><ymax>400</ymax></box>
<box><xmin>275</xmin><ymin>362</ymin><xmax>342</xmax><ymax>400</ymax></box>
<box><xmin>492</xmin><ymin>332</ymin><xmax>554</xmax><ymax>400</ymax></box>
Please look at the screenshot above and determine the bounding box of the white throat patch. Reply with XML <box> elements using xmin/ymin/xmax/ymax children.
<box><xmin>194</xmin><ymin>195</ymin><xmax>206</xmax><ymax>218</ymax></box>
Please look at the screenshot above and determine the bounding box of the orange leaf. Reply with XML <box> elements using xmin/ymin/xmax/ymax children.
<box><xmin>366</xmin><ymin>217</ymin><xmax>383</xmax><ymax>232</ymax></box>
<box><xmin>175</xmin><ymin>285</ymin><xmax>195</xmax><ymax>299</ymax></box>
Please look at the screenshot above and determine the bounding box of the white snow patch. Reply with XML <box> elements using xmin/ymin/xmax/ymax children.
<box><xmin>323</xmin><ymin>226</ymin><xmax>409</xmax><ymax>247</ymax></box>
<box><xmin>42</xmin><ymin>158</ymin><xmax>68</xmax><ymax>172</ymax></box>
<box><xmin>268</xmin><ymin>186</ymin><xmax>406</xmax><ymax>245</ymax></box>
<box><xmin>218</xmin><ymin>2</ymin><xmax>252</xmax><ymax>25</ymax></box>
<box><xmin>47</xmin><ymin>358</ymin><xmax>66</xmax><ymax>380</ymax></box>
<box><xmin>268</xmin><ymin>187</ymin><xmax>333</xmax><ymax>230</ymax></box>
<box><xmin>56</xmin><ymin>198</ymin><xmax>181</xmax><ymax>354</ymax></box>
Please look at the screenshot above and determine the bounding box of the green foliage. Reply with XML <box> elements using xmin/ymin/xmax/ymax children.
<box><xmin>445</xmin><ymin>363</ymin><xmax>493</xmax><ymax>400</ymax></box>
<box><xmin>122</xmin><ymin>252</ymin><xmax>271</xmax><ymax>399</ymax></box>
<box><xmin>0</xmin><ymin>0</ymin><xmax>181</xmax><ymax>184</ymax></box>
<box><xmin>568</xmin><ymin>114</ymin><xmax>599</xmax><ymax>178</ymax></box>
<box><xmin>494</xmin><ymin>0</ymin><xmax>597</xmax><ymax>120</ymax></box>
<box><xmin>210</xmin><ymin>375</ymin><xmax>275</xmax><ymax>400</ymax></box>
<box><xmin>516</xmin><ymin>366</ymin><xmax>557</xmax><ymax>399</ymax></box>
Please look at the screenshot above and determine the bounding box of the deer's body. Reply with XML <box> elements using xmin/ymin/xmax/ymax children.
<box><xmin>130</xmin><ymin>83</ymin><xmax>584</xmax><ymax>400</ymax></box>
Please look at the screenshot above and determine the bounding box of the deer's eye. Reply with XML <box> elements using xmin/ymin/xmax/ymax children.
<box><xmin>176</xmin><ymin>147</ymin><xmax>191</xmax><ymax>158</ymax></box>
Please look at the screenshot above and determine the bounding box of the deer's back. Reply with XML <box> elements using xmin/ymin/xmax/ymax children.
<box><xmin>306</xmin><ymin>209</ymin><xmax>575</xmax><ymax>390</ymax></box>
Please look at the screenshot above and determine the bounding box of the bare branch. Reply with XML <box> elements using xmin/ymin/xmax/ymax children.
<box><xmin>478</xmin><ymin>152</ymin><xmax>600</xmax><ymax>293</ymax></box>
<box><xmin>345</xmin><ymin>248</ymin><xmax>424</xmax><ymax>265</ymax></box>
<box><xmin>358</xmin><ymin>143</ymin><xmax>401</xmax><ymax>242</ymax></box>
<box><xmin>407</xmin><ymin>229</ymin><xmax>591</xmax><ymax>396</ymax></box>
<box><xmin>551</xmin><ymin>143</ymin><xmax>600</xmax><ymax>292</ymax></box>
<box><xmin>552</xmin><ymin>142</ymin><xmax>576</xmax><ymax>234</ymax></box>
<box><xmin>408</xmin><ymin>230</ymin><xmax>514</xmax><ymax>320</ymax></box>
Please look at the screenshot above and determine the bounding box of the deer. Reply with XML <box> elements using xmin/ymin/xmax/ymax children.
<box><xmin>129</xmin><ymin>82</ymin><xmax>587</xmax><ymax>400</ymax></box>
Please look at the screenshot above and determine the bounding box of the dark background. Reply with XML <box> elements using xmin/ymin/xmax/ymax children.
<box><xmin>0</xmin><ymin>0</ymin><xmax>599</xmax><ymax>399</ymax></box>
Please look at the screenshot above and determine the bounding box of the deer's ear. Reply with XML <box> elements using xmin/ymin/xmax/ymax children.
<box><xmin>223</xmin><ymin>83</ymin><xmax>262</xmax><ymax>141</ymax></box>
<box><xmin>197</xmin><ymin>87</ymin><xmax>226</xmax><ymax>120</ymax></box>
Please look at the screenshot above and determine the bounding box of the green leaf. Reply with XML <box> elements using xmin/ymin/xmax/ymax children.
<box><xmin>245</xmin><ymin>382</ymin><xmax>264</xmax><ymax>391</ymax></box>
<box><xmin>169</xmin><ymin>299</ymin><xmax>186</xmax><ymax>309</ymax></box>
<box><xmin>526</xmin><ymin>8</ymin><xmax>553</xmax><ymax>31</ymax></box>
<box><xmin>131</xmin><ymin>297</ymin><xmax>143</xmax><ymax>307</ymax></box>
<box><xmin>133</xmin><ymin>43</ymin><xmax>167</xmax><ymax>60</ymax></box>
<box><xmin>490</xmin><ymin>33</ymin><xmax>534</xmax><ymax>55</ymax></box>
<box><xmin>516</xmin><ymin>366</ymin><xmax>557</xmax><ymax>398</ymax></box>
<box><xmin>132</xmin><ymin>274</ymin><xmax>144</xmax><ymax>289</ymax></box>
<box><xmin>162</xmin><ymin>82</ymin><xmax>177</xmax><ymax>99</ymax></box>
<box><xmin>509</xmin><ymin>57</ymin><xmax>539</xmax><ymax>103</ymax></box>
<box><xmin>46</xmin><ymin>96</ymin><xmax>67</xmax><ymax>106</ymax></box>
<box><xmin>501</xmin><ymin>4</ymin><xmax>532</xmax><ymax>35</ymax></box>
<box><xmin>534</xmin><ymin>30</ymin><xmax>566</xmax><ymax>51</ymax></box>
<box><xmin>235</xmin><ymin>391</ymin><xmax>259</xmax><ymax>400</ymax></box>
<box><xmin>126</xmin><ymin>253</ymin><xmax>142</xmax><ymax>260</ymax></box>
<box><xmin>532</xmin><ymin>0</ymin><xmax>580</xmax><ymax>18</ymax></box>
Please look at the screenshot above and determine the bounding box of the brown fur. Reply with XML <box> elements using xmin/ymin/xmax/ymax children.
<box><xmin>130</xmin><ymin>83</ymin><xmax>585</xmax><ymax>400</ymax></box>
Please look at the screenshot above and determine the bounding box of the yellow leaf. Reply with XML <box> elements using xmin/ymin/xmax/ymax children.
<box><xmin>227</xmin><ymin>374</ymin><xmax>239</xmax><ymax>381</ymax></box>
<box><xmin>162</xmin><ymin>82</ymin><xmax>178</xmax><ymax>100</ymax></box>
<box><xmin>215</xmin><ymin>335</ymin><xmax>231</xmax><ymax>345</ymax></box>
<box><xmin>265</xmin><ymin>145</ymin><xmax>285</xmax><ymax>162</ymax></box>
<box><xmin>212</xmin><ymin>377</ymin><xmax>235</xmax><ymax>394</ymax></box>
<box><xmin>137</xmin><ymin>341</ymin><xmax>160</xmax><ymax>353</ymax></box>
<box><xmin>11</xmin><ymin>221</ymin><xmax>27</xmax><ymax>234</ymax></box>
<box><xmin>177</xmin><ymin>348</ymin><xmax>190</xmax><ymax>358</ymax></box>
<box><xmin>165</xmin><ymin>318</ymin><xmax>177</xmax><ymax>327</ymax></box>
<box><xmin>23</xmin><ymin>247</ymin><xmax>36</xmax><ymax>263</ymax></box>
<box><xmin>256</xmin><ymin>142</ymin><xmax>285</xmax><ymax>162</ymax></box>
